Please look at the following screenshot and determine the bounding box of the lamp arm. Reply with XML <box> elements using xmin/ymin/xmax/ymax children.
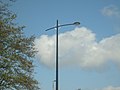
<box><xmin>45</xmin><ymin>23</ymin><xmax>75</xmax><ymax>31</ymax></box>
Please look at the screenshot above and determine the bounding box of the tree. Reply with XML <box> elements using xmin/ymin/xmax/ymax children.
<box><xmin>0</xmin><ymin>1</ymin><xmax>40</xmax><ymax>90</ymax></box>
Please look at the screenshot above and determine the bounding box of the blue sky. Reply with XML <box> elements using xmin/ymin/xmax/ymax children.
<box><xmin>10</xmin><ymin>0</ymin><xmax>120</xmax><ymax>90</ymax></box>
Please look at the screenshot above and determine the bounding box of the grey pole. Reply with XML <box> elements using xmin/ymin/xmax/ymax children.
<box><xmin>56</xmin><ymin>20</ymin><xmax>58</xmax><ymax>90</ymax></box>
<box><xmin>53</xmin><ymin>80</ymin><xmax>56</xmax><ymax>90</ymax></box>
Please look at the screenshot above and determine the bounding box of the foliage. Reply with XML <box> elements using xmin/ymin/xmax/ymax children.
<box><xmin>0</xmin><ymin>1</ymin><xmax>40</xmax><ymax>90</ymax></box>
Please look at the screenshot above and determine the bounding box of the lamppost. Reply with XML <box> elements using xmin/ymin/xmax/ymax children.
<box><xmin>45</xmin><ymin>20</ymin><xmax>80</xmax><ymax>90</ymax></box>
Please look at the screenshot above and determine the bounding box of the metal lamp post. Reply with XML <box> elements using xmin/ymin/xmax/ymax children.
<box><xmin>45</xmin><ymin>20</ymin><xmax>80</xmax><ymax>90</ymax></box>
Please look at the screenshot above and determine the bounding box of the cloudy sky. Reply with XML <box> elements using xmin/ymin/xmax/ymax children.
<box><xmin>11</xmin><ymin>0</ymin><xmax>120</xmax><ymax>90</ymax></box>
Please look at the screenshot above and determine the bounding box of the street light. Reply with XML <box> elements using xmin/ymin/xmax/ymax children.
<box><xmin>45</xmin><ymin>20</ymin><xmax>80</xmax><ymax>90</ymax></box>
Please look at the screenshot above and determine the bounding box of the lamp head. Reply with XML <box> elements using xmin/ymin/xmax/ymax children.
<box><xmin>73</xmin><ymin>22</ymin><xmax>80</xmax><ymax>26</ymax></box>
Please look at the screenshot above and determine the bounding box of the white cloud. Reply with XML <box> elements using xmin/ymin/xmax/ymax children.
<box><xmin>34</xmin><ymin>27</ymin><xmax>120</xmax><ymax>70</ymax></box>
<box><xmin>97</xmin><ymin>86</ymin><xmax>120</xmax><ymax>90</ymax></box>
<box><xmin>101</xmin><ymin>5</ymin><xmax>120</xmax><ymax>18</ymax></box>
